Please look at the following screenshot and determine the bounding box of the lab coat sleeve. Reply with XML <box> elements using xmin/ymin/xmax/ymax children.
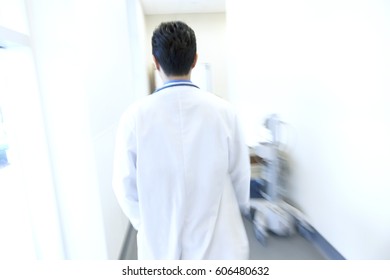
<box><xmin>112</xmin><ymin>111</ymin><xmax>140</xmax><ymax>231</ymax></box>
<box><xmin>228</xmin><ymin>114</ymin><xmax>251</xmax><ymax>216</ymax></box>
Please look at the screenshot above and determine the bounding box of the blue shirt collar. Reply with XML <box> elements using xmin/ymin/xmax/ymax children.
<box><xmin>164</xmin><ymin>79</ymin><xmax>192</xmax><ymax>84</ymax></box>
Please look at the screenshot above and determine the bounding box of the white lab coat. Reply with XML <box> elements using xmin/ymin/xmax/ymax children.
<box><xmin>112</xmin><ymin>81</ymin><xmax>250</xmax><ymax>259</ymax></box>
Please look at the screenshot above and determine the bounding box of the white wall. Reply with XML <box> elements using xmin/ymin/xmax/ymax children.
<box><xmin>226</xmin><ymin>0</ymin><xmax>390</xmax><ymax>259</ymax></box>
<box><xmin>92</xmin><ymin>0</ymin><xmax>149</xmax><ymax>259</ymax></box>
<box><xmin>0</xmin><ymin>0</ymin><xmax>65</xmax><ymax>259</ymax></box>
<box><xmin>0</xmin><ymin>0</ymin><xmax>29</xmax><ymax>35</ymax></box>
<box><xmin>26</xmin><ymin>0</ymin><xmax>148</xmax><ymax>259</ymax></box>
<box><xmin>145</xmin><ymin>13</ymin><xmax>228</xmax><ymax>99</ymax></box>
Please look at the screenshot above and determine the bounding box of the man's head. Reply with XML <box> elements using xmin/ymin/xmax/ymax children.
<box><xmin>152</xmin><ymin>21</ymin><xmax>197</xmax><ymax>77</ymax></box>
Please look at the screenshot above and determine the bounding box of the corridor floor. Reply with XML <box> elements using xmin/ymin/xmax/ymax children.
<box><xmin>121</xmin><ymin>217</ymin><xmax>327</xmax><ymax>260</ymax></box>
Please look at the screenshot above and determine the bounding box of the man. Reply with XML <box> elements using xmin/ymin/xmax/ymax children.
<box><xmin>112</xmin><ymin>21</ymin><xmax>250</xmax><ymax>259</ymax></box>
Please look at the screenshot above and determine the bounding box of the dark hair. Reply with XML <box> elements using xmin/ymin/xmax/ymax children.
<box><xmin>152</xmin><ymin>21</ymin><xmax>197</xmax><ymax>76</ymax></box>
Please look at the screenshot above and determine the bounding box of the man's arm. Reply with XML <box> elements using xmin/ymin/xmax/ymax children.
<box><xmin>228</xmin><ymin>114</ymin><xmax>251</xmax><ymax>216</ymax></box>
<box><xmin>112</xmin><ymin>112</ymin><xmax>140</xmax><ymax>230</ymax></box>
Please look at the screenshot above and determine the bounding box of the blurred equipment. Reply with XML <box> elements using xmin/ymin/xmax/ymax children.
<box><xmin>0</xmin><ymin>106</ymin><xmax>9</xmax><ymax>167</ymax></box>
<box><xmin>249</xmin><ymin>114</ymin><xmax>313</xmax><ymax>245</ymax></box>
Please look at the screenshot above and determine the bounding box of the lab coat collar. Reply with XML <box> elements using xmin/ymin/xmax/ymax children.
<box><xmin>154</xmin><ymin>80</ymin><xmax>200</xmax><ymax>93</ymax></box>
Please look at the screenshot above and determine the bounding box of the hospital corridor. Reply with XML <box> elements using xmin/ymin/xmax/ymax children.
<box><xmin>120</xmin><ymin>218</ymin><xmax>329</xmax><ymax>260</ymax></box>
<box><xmin>1</xmin><ymin>0</ymin><xmax>390</xmax><ymax>262</ymax></box>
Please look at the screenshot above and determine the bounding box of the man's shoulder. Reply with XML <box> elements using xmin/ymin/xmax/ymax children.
<box><xmin>197</xmin><ymin>90</ymin><xmax>231</xmax><ymax>107</ymax></box>
<box><xmin>198</xmin><ymin>91</ymin><xmax>238</xmax><ymax>117</ymax></box>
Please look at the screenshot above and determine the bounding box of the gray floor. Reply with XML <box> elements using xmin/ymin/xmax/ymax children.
<box><xmin>243</xmin><ymin>217</ymin><xmax>327</xmax><ymax>260</ymax></box>
<box><xmin>121</xmin><ymin>217</ymin><xmax>327</xmax><ymax>260</ymax></box>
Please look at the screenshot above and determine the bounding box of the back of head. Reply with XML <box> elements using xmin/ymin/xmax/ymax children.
<box><xmin>152</xmin><ymin>21</ymin><xmax>197</xmax><ymax>76</ymax></box>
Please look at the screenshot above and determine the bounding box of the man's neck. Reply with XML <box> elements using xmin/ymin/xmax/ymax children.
<box><xmin>162</xmin><ymin>74</ymin><xmax>191</xmax><ymax>83</ymax></box>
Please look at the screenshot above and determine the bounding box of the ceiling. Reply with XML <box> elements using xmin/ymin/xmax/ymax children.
<box><xmin>140</xmin><ymin>0</ymin><xmax>226</xmax><ymax>15</ymax></box>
